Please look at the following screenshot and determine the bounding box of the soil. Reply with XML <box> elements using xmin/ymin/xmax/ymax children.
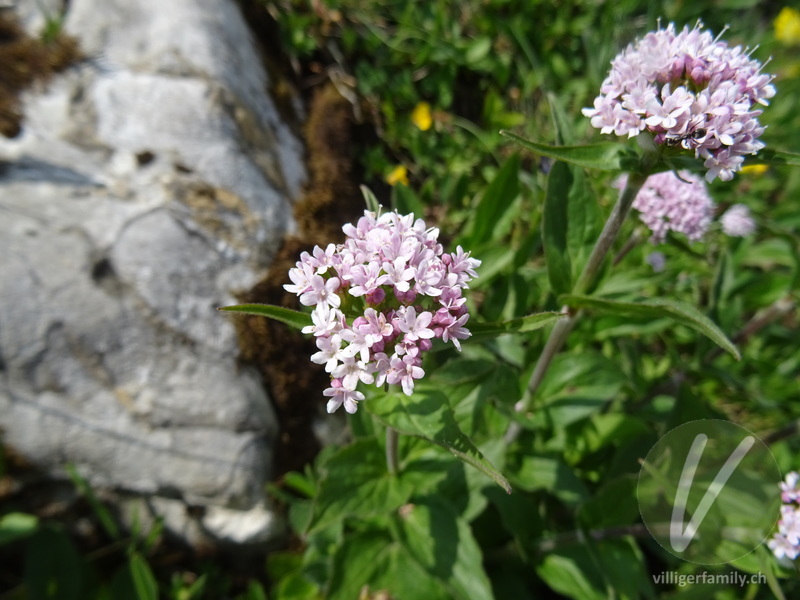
<box><xmin>232</xmin><ymin>79</ymin><xmax>375</xmax><ymax>479</ymax></box>
<box><xmin>232</xmin><ymin>1</ymin><xmax>393</xmax><ymax>479</ymax></box>
<box><xmin>0</xmin><ymin>11</ymin><xmax>80</xmax><ymax>138</ymax></box>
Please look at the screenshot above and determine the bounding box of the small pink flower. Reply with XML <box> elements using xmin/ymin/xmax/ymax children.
<box><xmin>324</xmin><ymin>382</ymin><xmax>364</xmax><ymax>414</ymax></box>
<box><xmin>720</xmin><ymin>204</ymin><xmax>756</xmax><ymax>237</ymax></box>
<box><xmin>583</xmin><ymin>23</ymin><xmax>774</xmax><ymax>182</ymax></box>
<box><xmin>285</xmin><ymin>209</ymin><xmax>479</xmax><ymax>413</ymax></box>
<box><xmin>387</xmin><ymin>355</ymin><xmax>425</xmax><ymax>396</ymax></box>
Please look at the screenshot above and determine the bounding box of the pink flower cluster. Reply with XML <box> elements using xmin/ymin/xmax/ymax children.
<box><xmin>768</xmin><ymin>472</ymin><xmax>800</xmax><ymax>561</ymax></box>
<box><xmin>284</xmin><ymin>210</ymin><xmax>480</xmax><ymax>414</ymax></box>
<box><xmin>583</xmin><ymin>22</ymin><xmax>775</xmax><ymax>182</ymax></box>
<box><xmin>720</xmin><ymin>203</ymin><xmax>756</xmax><ymax>236</ymax></box>
<box><xmin>619</xmin><ymin>171</ymin><xmax>715</xmax><ymax>243</ymax></box>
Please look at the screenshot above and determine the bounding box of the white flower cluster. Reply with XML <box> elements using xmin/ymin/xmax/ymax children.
<box><xmin>769</xmin><ymin>471</ymin><xmax>800</xmax><ymax>561</ymax></box>
<box><xmin>284</xmin><ymin>210</ymin><xmax>480</xmax><ymax>414</ymax></box>
<box><xmin>583</xmin><ymin>22</ymin><xmax>775</xmax><ymax>182</ymax></box>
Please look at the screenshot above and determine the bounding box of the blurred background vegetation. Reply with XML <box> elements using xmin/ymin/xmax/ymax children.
<box><xmin>2</xmin><ymin>0</ymin><xmax>799</xmax><ymax>597</ymax></box>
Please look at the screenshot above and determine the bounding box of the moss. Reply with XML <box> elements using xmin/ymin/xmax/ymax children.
<box><xmin>233</xmin><ymin>84</ymin><xmax>365</xmax><ymax>476</ymax></box>
<box><xmin>0</xmin><ymin>12</ymin><xmax>81</xmax><ymax>138</ymax></box>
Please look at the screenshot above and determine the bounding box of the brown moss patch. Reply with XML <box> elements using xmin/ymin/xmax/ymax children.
<box><xmin>177</xmin><ymin>182</ymin><xmax>260</xmax><ymax>251</ymax></box>
<box><xmin>234</xmin><ymin>84</ymin><xmax>366</xmax><ymax>476</ymax></box>
<box><xmin>0</xmin><ymin>12</ymin><xmax>81</xmax><ymax>138</ymax></box>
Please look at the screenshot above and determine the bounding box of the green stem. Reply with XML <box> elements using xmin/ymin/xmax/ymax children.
<box><xmin>386</xmin><ymin>427</ymin><xmax>399</xmax><ymax>475</ymax></box>
<box><xmin>505</xmin><ymin>172</ymin><xmax>649</xmax><ymax>444</ymax></box>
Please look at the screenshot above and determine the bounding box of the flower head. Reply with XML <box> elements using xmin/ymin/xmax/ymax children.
<box><xmin>284</xmin><ymin>210</ymin><xmax>480</xmax><ymax>413</ymax></box>
<box><xmin>412</xmin><ymin>102</ymin><xmax>433</xmax><ymax>131</ymax></box>
<box><xmin>583</xmin><ymin>22</ymin><xmax>775</xmax><ymax>182</ymax></box>
<box><xmin>769</xmin><ymin>471</ymin><xmax>800</xmax><ymax>561</ymax></box>
<box><xmin>386</xmin><ymin>165</ymin><xmax>409</xmax><ymax>187</ymax></box>
<box><xmin>622</xmin><ymin>171</ymin><xmax>715</xmax><ymax>243</ymax></box>
<box><xmin>720</xmin><ymin>203</ymin><xmax>756</xmax><ymax>237</ymax></box>
<box><xmin>776</xmin><ymin>7</ymin><xmax>800</xmax><ymax>45</ymax></box>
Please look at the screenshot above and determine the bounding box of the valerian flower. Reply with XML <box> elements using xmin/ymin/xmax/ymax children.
<box><xmin>720</xmin><ymin>203</ymin><xmax>756</xmax><ymax>237</ymax></box>
<box><xmin>583</xmin><ymin>22</ymin><xmax>775</xmax><ymax>182</ymax></box>
<box><xmin>284</xmin><ymin>210</ymin><xmax>480</xmax><ymax>413</ymax></box>
<box><xmin>619</xmin><ymin>170</ymin><xmax>715</xmax><ymax>243</ymax></box>
<box><xmin>769</xmin><ymin>471</ymin><xmax>800</xmax><ymax>561</ymax></box>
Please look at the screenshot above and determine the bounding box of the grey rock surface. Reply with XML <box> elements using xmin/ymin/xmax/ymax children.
<box><xmin>0</xmin><ymin>0</ymin><xmax>303</xmax><ymax>545</ymax></box>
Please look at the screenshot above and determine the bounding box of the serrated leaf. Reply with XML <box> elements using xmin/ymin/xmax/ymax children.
<box><xmin>217</xmin><ymin>304</ymin><xmax>311</xmax><ymax>330</ymax></box>
<box><xmin>393</xmin><ymin>498</ymin><xmax>495</xmax><ymax>600</ymax></box>
<box><xmin>560</xmin><ymin>294</ymin><xmax>740</xmax><ymax>360</ymax></box>
<box><xmin>500</xmin><ymin>131</ymin><xmax>633</xmax><ymax>171</ymax></box>
<box><xmin>365</xmin><ymin>388</ymin><xmax>511</xmax><ymax>493</ymax></box>
<box><xmin>469</xmin><ymin>311</ymin><xmax>566</xmax><ymax>339</ymax></box>
<box><xmin>328</xmin><ymin>499</ymin><xmax>494</xmax><ymax>600</ymax></box>
<box><xmin>329</xmin><ymin>531</ymin><xmax>451</xmax><ymax>600</ymax></box>
<box><xmin>308</xmin><ymin>438</ymin><xmax>416</xmax><ymax>533</ymax></box>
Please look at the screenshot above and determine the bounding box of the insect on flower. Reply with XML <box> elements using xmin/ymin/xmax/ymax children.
<box><xmin>663</xmin><ymin>127</ymin><xmax>707</xmax><ymax>149</ymax></box>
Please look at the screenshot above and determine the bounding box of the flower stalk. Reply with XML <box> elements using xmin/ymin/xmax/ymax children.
<box><xmin>505</xmin><ymin>171</ymin><xmax>649</xmax><ymax>443</ymax></box>
<box><xmin>386</xmin><ymin>427</ymin><xmax>399</xmax><ymax>475</ymax></box>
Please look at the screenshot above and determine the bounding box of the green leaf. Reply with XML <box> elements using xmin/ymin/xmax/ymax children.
<box><xmin>469</xmin><ymin>311</ymin><xmax>567</xmax><ymax>339</ymax></box>
<box><xmin>536</xmin><ymin>540</ymin><xmax>653</xmax><ymax>600</ymax></box>
<box><xmin>24</xmin><ymin>527</ymin><xmax>84</xmax><ymax>600</ymax></box>
<box><xmin>365</xmin><ymin>388</ymin><xmax>511</xmax><ymax>494</ymax></box>
<box><xmin>217</xmin><ymin>304</ymin><xmax>311</xmax><ymax>330</ymax></box>
<box><xmin>328</xmin><ymin>499</ymin><xmax>494</xmax><ymax>600</ymax></box>
<box><xmin>242</xmin><ymin>581</ymin><xmax>269</xmax><ymax>600</ymax></box>
<box><xmin>466</xmin><ymin>153</ymin><xmax>520</xmax><ymax>246</ymax></box>
<box><xmin>509</xmin><ymin>455</ymin><xmax>588</xmax><ymax>506</ymax></box>
<box><xmin>565</xmin><ymin>168</ymin><xmax>602</xmax><ymax>285</ymax></box>
<box><xmin>577</xmin><ymin>475</ymin><xmax>640</xmax><ymax>529</ymax></box>
<box><xmin>0</xmin><ymin>512</ymin><xmax>38</xmax><ymax>546</ymax></box>
<box><xmin>308</xmin><ymin>438</ymin><xmax>416</xmax><ymax>533</ymax></box>
<box><xmin>361</xmin><ymin>184</ymin><xmax>381</xmax><ymax>213</ymax></box>
<box><xmin>536</xmin><ymin>546</ymin><xmax>606</xmax><ymax>600</ymax></box>
<box><xmin>541</xmin><ymin>161</ymin><xmax>602</xmax><ymax>296</ymax></box>
<box><xmin>329</xmin><ymin>531</ymin><xmax>451</xmax><ymax>600</ymax></box>
<box><xmin>749</xmin><ymin>148</ymin><xmax>800</xmax><ymax>168</ymax></box>
<box><xmin>129</xmin><ymin>553</ymin><xmax>158</xmax><ymax>600</ymax></box>
<box><xmin>500</xmin><ymin>131</ymin><xmax>633</xmax><ymax>171</ymax></box>
<box><xmin>559</xmin><ymin>295</ymin><xmax>741</xmax><ymax>360</ymax></box>
<box><xmin>393</xmin><ymin>498</ymin><xmax>495</xmax><ymax>600</ymax></box>
<box><xmin>543</xmin><ymin>161</ymin><xmax>573</xmax><ymax>294</ymax></box>
<box><xmin>271</xmin><ymin>572</ymin><xmax>321</xmax><ymax>600</ymax></box>
<box><xmin>66</xmin><ymin>463</ymin><xmax>121</xmax><ymax>540</ymax></box>
<box><xmin>392</xmin><ymin>183</ymin><xmax>426</xmax><ymax>217</ymax></box>
<box><xmin>465</xmin><ymin>37</ymin><xmax>492</xmax><ymax>65</ymax></box>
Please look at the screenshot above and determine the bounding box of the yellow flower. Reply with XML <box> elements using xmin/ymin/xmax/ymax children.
<box><xmin>740</xmin><ymin>164</ymin><xmax>769</xmax><ymax>176</ymax></box>
<box><xmin>411</xmin><ymin>102</ymin><xmax>433</xmax><ymax>131</ymax></box>
<box><xmin>386</xmin><ymin>165</ymin><xmax>409</xmax><ymax>187</ymax></box>
<box><xmin>775</xmin><ymin>7</ymin><xmax>800</xmax><ymax>45</ymax></box>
